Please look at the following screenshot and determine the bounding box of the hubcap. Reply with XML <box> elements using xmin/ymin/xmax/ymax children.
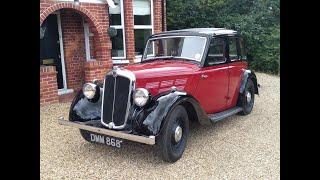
<box><xmin>174</xmin><ymin>126</ymin><xmax>183</xmax><ymax>143</ymax></box>
<box><xmin>246</xmin><ymin>91</ymin><xmax>252</xmax><ymax>103</ymax></box>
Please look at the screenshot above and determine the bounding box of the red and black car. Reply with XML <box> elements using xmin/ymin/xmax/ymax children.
<box><xmin>59</xmin><ymin>28</ymin><xmax>259</xmax><ymax>162</ymax></box>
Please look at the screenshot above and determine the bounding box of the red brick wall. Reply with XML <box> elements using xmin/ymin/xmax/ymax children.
<box><xmin>60</xmin><ymin>10</ymin><xmax>86</xmax><ymax>91</ymax></box>
<box><xmin>84</xmin><ymin>61</ymin><xmax>111</xmax><ymax>83</ymax></box>
<box><xmin>40</xmin><ymin>1</ymin><xmax>112</xmax><ymax>63</ymax></box>
<box><xmin>40</xmin><ymin>0</ymin><xmax>51</xmax><ymax>14</ymax></box>
<box><xmin>40</xmin><ymin>0</ymin><xmax>165</xmax><ymax>64</ymax></box>
<box><xmin>163</xmin><ymin>0</ymin><xmax>167</xmax><ymax>31</ymax></box>
<box><xmin>40</xmin><ymin>66</ymin><xmax>59</xmax><ymax>105</ymax></box>
<box><xmin>123</xmin><ymin>0</ymin><xmax>164</xmax><ymax>64</ymax></box>
<box><xmin>153</xmin><ymin>0</ymin><xmax>163</xmax><ymax>34</ymax></box>
<box><xmin>124</xmin><ymin>0</ymin><xmax>135</xmax><ymax>63</ymax></box>
<box><xmin>40</xmin><ymin>0</ymin><xmax>165</xmax><ymax>104</ymax></box>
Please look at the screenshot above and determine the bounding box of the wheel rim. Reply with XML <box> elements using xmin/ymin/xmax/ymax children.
<box><xmin>246</xmin><ymin>91</ymin><xmax>252</xmax><ymax>103</ymax></box>
<box><xmin>174</xmin><ymin>126</ymin><xmax>183</xmax><ymax>143</ymax></box>
<box><xmin>245</xmin><ymin>87</ymin><xmax>254</xmax><ymax>110</ymax></box>
<box><xmin>171</xmin><ymin>118</ymin><xmax>184</xmax><ymax>145</ymax></box>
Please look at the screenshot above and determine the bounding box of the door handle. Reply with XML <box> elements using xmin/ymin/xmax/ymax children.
<box><xmin>201</xmin><ymin>74</ymin><xmax>208</xmax><ymax>79</ymax></box>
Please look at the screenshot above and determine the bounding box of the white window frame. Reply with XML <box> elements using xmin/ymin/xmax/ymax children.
<box><xmin>53</xmin><ymin>11</ymin><xmax>67</xmax><ymax>91</ymax></box>
<box><xmin>133</xmin><ymin>0</ymin><xmax>154</xmax><ymax>61</ymax></box>
<box><xmin>83</xmin><ymin>18</ymin><xmax>96</xmax><ymax>61</ymax></box>
<box><xmin>56</xmin><ymin>0</ymin><xmax>105</xmax><ymax>4</ymax></box>
<box><xmin>52</xmin><ymin>11</ymin><xmax>74</xmax><ymax>94</ymax></box>
<box><xmin>110</xmin><ymin>0</ymin><xmax>127</xmax><ymax>60</ymax></box>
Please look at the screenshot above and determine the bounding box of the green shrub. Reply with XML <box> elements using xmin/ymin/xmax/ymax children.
<box><xmin>167</xmin><ymin>0</ymin><xmax>280</xmax><ymax>74</ymax></box>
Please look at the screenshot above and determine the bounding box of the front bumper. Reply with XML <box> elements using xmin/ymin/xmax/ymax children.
<box><xmin>58</xmin><ymin>117</ymin><xmax>155</xmax><ymax>145</ymax></box>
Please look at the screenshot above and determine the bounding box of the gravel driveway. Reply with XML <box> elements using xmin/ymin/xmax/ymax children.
<box><xmin>40</xmin><ymin>72</ymin><xmax>279</xmax><ymax>179</ymax></box>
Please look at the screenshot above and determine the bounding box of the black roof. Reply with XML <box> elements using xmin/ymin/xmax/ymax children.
<box><xmin>150</xmin><ymin>28</ymin><xmax>238</xmax><ymax>38</ymax></box>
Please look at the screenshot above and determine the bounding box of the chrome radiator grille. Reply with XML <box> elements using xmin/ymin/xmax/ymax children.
<box><xmin>101</xmin><ymin>68</ymin><xmax>135</xmax><ymax>129</ymax></box>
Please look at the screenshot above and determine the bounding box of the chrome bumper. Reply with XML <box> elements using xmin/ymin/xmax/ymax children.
<box><xmin>58</xmin><ymin>117</ymin><xmax>155</xmax><ymax>145</ymax></box>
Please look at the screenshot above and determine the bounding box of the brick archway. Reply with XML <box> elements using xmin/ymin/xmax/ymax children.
<box><xmin>40</xmin><ymin>2</ymin><xmax>111</xmax><ymax>63</ymax></box>
<box><xmin>40</xmin><ymin>2</ymin><xmax>112</xmax><ymax>83</ymax></box>
<box><xmin>40</xmin><ymin>3</ymin><xmax>103</xmax><ymax>37</ymax></box>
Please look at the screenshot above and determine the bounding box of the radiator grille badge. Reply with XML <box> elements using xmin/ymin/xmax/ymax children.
<box><xmin>112</xmin><ymin>66</ymin><xmax>118</xmax><ymax>77</ymax></box>
<box><xmin>108</xmin><ymin>122</ymin><xmax>115</xmax><ymax>129</ymax></box>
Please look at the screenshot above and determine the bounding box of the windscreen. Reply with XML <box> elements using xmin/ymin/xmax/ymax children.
<box><xmin>143</xmin><ymin>36</ymin><xmax>207</xmax><ymax>62</ymax></box>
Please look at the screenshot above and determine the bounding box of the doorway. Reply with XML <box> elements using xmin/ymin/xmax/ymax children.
<box><xmin>40</xmin><ymin>13</ymin><xmax>67</xmax><ymax>91</ymax></box>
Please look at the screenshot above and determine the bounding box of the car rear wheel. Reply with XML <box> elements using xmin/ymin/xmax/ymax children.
<box><xmin>238</xmin><ymin>78</ymin><xmax>255</xmax><ymax>115</ymax></box>
<box><xmin>158</xmin><ymin>105</ymin><xmax>189</xmax><ymax>162</ymax></box>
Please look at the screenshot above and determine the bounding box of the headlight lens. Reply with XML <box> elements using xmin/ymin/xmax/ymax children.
<box><xmin>133</xmin><ymin>88</ymin><xmax>149</xmax><ymax>107</ymax></box>
<box><xmin>82</xmin><ymin>83</ymin><xmax>97</xmax><ymax>99</ymax></box>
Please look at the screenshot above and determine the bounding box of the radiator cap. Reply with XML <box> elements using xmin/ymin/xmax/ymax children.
<box><xmin>171</xmin><ymin>86</ymin><xmax>177</xmax><ymax>92</ymax></box>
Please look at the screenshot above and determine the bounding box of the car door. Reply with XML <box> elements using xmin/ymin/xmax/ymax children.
<box><xmin>194</xmin><ymin>37</ymin><xmax>229</xmax><ymax>114</ymax></box>
<box><xmin>226</xmin><ymin>36</ymin><xmax>248</xmax><ymax>108</ymax></box>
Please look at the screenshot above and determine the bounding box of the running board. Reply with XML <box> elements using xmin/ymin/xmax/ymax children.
<box><xmin>208</xmin><ymin>107</ymin><xmax>243</xmax><ymax>123</ymax></box>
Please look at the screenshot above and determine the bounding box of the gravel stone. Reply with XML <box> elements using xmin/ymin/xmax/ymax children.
<box><xmin>40</xmin><ymin>72</ymin><xmax>279</xmax><ymax>179</ymax></box>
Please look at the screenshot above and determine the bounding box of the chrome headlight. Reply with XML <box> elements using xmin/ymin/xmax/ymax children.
<box><xmin>133</xmin><ymin>88</ymin><xmax>150</xmax><ymax>107</ymax></box>
<box><xmin>82</xmin><ymin>83</ymin><xmax>97</xmax><ymax>99</ymax></box>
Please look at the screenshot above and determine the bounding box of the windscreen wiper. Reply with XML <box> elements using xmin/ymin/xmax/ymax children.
<box><xmin>142</xmin><ymin>56</ymin><xmax>174</xmax><ymax>62</ymax></box>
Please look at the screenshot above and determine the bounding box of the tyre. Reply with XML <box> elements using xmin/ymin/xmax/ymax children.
<box><xmin>238</xmin><ymin>78</ymin><xmax>255</xmax><ymax>115</ymax></box>
<box><xmin>158</xmin><ymin>105</ymin><xmax>189</xmax><ymax>162</ymax></box>
<box><xmin>79</xmin><ymin>129</ymin><xmax>93</xmax><ymax>143</ymax></box>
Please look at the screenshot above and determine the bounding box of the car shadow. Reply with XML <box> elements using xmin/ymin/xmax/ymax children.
<box><xmin>81</xmin><ymin>115</ymin><xmax>241</xmax><ymax>165</ymax></box>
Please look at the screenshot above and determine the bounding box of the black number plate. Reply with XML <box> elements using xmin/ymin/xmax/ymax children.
<box><xmin>89</xmin><ymin>133</ymin><xmax>123</xmax><ymax>148</ymax></box>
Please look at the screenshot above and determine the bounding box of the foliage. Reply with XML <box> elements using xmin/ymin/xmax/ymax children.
<box><xmin>167</xmin><ymin>0</ymin><xmax>280</xmax><ymax>74</ymax></box>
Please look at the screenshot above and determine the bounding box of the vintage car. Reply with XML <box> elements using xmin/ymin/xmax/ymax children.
<box><xmin>58</xmin><ymin>28</ymin><xmax>259</xmax><ymax>162</ymax></box>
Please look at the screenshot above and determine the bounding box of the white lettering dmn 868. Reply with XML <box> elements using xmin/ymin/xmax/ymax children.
<box><xmin>90</xmin><ymin>134</ymin><xmax>122</xmax><ymax>148</ymax></box>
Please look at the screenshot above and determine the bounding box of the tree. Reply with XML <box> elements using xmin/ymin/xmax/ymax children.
<box><xmin>167</xmin><ymin>0</ymin><xmax>280</xmax><ymax>74</ymax></box>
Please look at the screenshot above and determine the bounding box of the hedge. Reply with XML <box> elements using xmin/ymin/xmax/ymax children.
<box><xmin>167</xmin><ymin>0</ymin><xmax>280</xmax><ymax>74</ymax></box>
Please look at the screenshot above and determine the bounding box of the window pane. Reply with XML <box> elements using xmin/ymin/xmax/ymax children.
<box><xmin>238</xmin><ymin>38</ymin><xmax>247</xmax><ymax>60</ymax></box>
<box><xmin>109</xmin><ymin>0</ymin><xmax>122</xmax><ymax>25</ymax></box>
<box><xmin>89</xmin><ymin>35</ymin><xmax>96</xmax><ymax>59</ymax></box>
<box><xmin>144</xmin><ymin>36</ymin><xmax>207</xmax><ymax>62</ymax></box>
<box><xmin>229</xmin><ymin>38</ymin><xmax>238</xmax><ymax>60</ymax></box>
<box><xmin>180</xmin><ymin>37</ymin><xmax>205</xmax><ymax>60</ymax></box>
<box><xmin>133</xmin><ymin>0</ymin><xmax>151</xmax><ymax>25</ymax></box>
<box><xmin>206</xmin><ymin>38</ymin><xmax>226</xmax><ymax>65</ymax></box>
<box><xmin>134</xmin><ymin>29</ymin><xmax>152</xmax><ymax>56</ymax></box>
<box><xmin>111</xmin><ymin>29</ymin><xmax>124</xmax><ymax>57</ymax></box>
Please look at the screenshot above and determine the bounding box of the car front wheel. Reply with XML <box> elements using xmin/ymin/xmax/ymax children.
<box><xmin>79</xmin><ymin>129</ymin><xmax>93</xmax><ymax>142</ymax></box>
<box><xmin>158</xmin><ymin>105</ymin><xmax>189</xmax><ymax>162</ymax></box>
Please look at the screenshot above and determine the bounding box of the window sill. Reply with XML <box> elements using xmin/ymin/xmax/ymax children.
<box><xmin>58</xmin><ymin>89</ymin><xmax>74</xmax><ymax>95</ymax></box>
<box><xmin>113</xmin><ymin>59</ymin><xmax>129</xmax><ymax>64</ymax></box>
<box><xmin>134</xmin><ymin>58</ymin><xmax>142</xmax><ymax>63</ymax></box>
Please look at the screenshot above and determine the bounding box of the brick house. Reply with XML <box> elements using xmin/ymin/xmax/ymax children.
<box><xmin>40</xmin><ymin>0</ymin><xmax>166</xmax><ymax>105</ymax></box>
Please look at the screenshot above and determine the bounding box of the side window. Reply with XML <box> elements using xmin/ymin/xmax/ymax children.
<box><xmin>228</xmin><ymin>37</ymin><xmax>239</xmax><ymax>61</ymax></box>
<box><xmin>238</xmin><ymin>38</ymin><xmax>247</xmax><ymax>60</ymax></box>
<box><xmin>205</xmin><ymin>38</ymin><xmax>227</xmax><ymax>66</ymax></box>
